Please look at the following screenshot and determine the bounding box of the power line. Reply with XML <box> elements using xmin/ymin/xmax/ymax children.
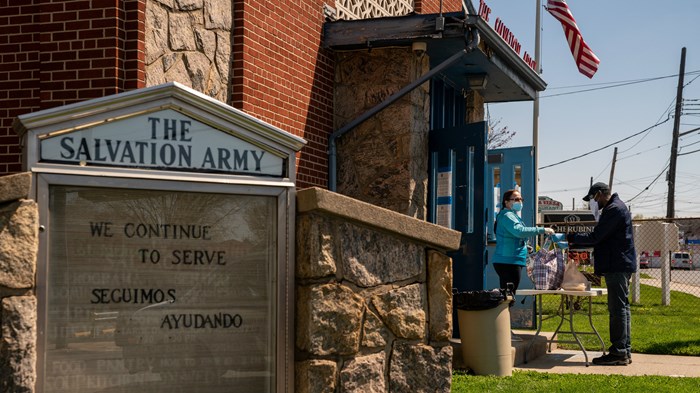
<box><xmin>540</xmin><ymin>70</ymin><xmax>700</xmax><ymax>98</ymax></box>
<box><xmin>678</xmin><ymin>147</ymin><xmax>700</xmax><ymax>156</ymax></box>
<box><xmin>538</xmin><ymin>116</ymin><xmax>671</xmax><ymax>170</ymax></box>
<box><xmin>619</xmin><ymin>87</ymin><xmax>685</xmax><ymax>156</ymax></box>
<box><xmin>619</xmin><ymin>102</ymin><xmax>675</xmax><ymax>154</ymax></box>
<box><xmin>539</xmin><ymin>70</ymin><xmax>700</xmax><ymax>171</ymax></box>
<box><xmin>679</xmin><ymin>139</ymin><xmax>700</xmax><ymax>149</ymax></box>
<box><xmin>618</xmin><ymin>143</ymin><xmax>671</xmax><ymax>161</ymax></box>
<box><xmin>546</xmin><ymin>70</ymin><xmax>700</xmax><ymax>90</ymax></box>
<box><xmin>627</xmin><ymin>161</ymin><xmax>670</xmax><ymax>202</ymax></box>
<box><xmin>683</xmin><ymin>73</ymin><xmax>700</xmax><ymax>88</ymax></box>
<box><xmin>627</xmin><ymin>168</ymin><xmax>700</xmax><ymax>209</ymax></box>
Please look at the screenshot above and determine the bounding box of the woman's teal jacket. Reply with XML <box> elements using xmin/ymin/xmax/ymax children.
<box><xmin>493</xmin><ymin>209</ymin><xmax>545</xmax><ymax>266</ymax></box>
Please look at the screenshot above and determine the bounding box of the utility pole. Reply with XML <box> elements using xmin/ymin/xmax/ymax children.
<box><xmin>608</xmin><ymin>147</ymin><xmax>617</xmax><ymax>191</ymax></box>
<box><xmin>667</xmin><ymin>47</ymin><xmax>686</xmax><ymax>219</ymax></box>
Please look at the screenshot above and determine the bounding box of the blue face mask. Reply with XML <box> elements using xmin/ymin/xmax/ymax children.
<box><xmin>512</xmin><ymin>202</ymin><xmax>523</xmax><ymax>212</ymax></box>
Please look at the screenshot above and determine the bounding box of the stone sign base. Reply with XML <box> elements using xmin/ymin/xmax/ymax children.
<box><xmin>295</xmin><ymin>187</ymin><xmax>460</xmax><ymax>393</ymax></box>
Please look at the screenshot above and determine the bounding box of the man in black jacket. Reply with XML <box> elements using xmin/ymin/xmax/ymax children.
<box><xmin>567</xmin><ymin>182</ymin><xmax>637</xmax><ymax>365</ymax></box>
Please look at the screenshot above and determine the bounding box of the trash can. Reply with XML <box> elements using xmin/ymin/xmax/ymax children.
<box><xmin>454</xmin><ymin>289</ymin><xmax>513</xmax><ymax>376</ymax></box>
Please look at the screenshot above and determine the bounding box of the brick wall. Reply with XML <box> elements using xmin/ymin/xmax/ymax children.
<box><xmin>231</xmin><ymin>0</ymin><xmax>333</xmax><ymax>189</ymax></box>
<box><xmin>3</xmin><ymin>0</ymin><xmax>335</xmax><ymax>189</ymax></box>
<box><xmin>0</xmin><ymin>1</ymin><xmax>39</xmax><ymax>175</ymax></box>
<box><xmin>37</xmin><ymin>0</ymin><xmax>145</xmax><ymax>105</ymax></box>
<box><xmin>415</xmin><ymin>0</ymin><xmax>463</xmax><ymax>14</ymax></box>
<box><xmin>0</xmin><ymin>0</ymin><xmax>145</xmax><ymax>176</ymax></box>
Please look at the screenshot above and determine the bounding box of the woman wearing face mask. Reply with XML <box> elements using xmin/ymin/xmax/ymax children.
<box><xmin>493</xmin><ymin>189</ymin><xmax>555</xmax><ymax>293</ymax></box>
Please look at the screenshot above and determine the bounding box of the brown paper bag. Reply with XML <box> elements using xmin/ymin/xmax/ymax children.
<box><xmin>560</xmin><ymin>261</ymin><xmax>589</xmax><ymax>291</ymax></box>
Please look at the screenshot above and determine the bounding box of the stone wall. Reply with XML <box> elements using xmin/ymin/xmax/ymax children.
<box><xmin>0</xmin><ymin>173</ymin><xmax>38</xmax><ymax>392</ymax></box>
<box><xmin>334</xmin><ymin>48</ymin><xmax>431</xmax><ymax>220</ymax></box>
<box><xmin>146</xmin><ymin>0</ymin><xmax>233</xmax><ymax>103</ymax></box>
<box><xmin>0</xmin><ymin>178</ymin><xmax>462</xmax><ymax>392</ymax></box>
<box><xmin>295</xmin><ymin>187</ymin><xmax>461</xmax><ymax>393</ymax></box>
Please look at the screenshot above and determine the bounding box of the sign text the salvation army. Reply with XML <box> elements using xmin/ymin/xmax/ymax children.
<box><xmin>57</xmin><ymin>117</ymin><xmax>265</xmax><ymax>172</ymax></box>
<box><xmin>40</xmin><ymin>109</ymin><xmax>284</xmax><ymax>176</ymax></box>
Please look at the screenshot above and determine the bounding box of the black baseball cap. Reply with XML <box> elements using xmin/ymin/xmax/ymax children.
<box><xmin>583</xmin><ymin>182</ymin><xmax>610</xmax><ymax>201</ymax></box>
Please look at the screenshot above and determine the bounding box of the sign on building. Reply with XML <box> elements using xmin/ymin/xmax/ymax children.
<box><xmin>537</xmin><ymin>196</ymin><xmax>563</xmax><ymax>212</ymax></box>
<box><xmin>541</xmin><ymin>210</ymin><xmax>595</xmax><ymax>265</ymax></box>
<box><xmin>15</xmin><ymin>82</ymin><xmax>305</xmax><ymax>393</ymax></box>
<box><xmin>541</xmin><ymin>210</ymin><xmax>595</xmax><ymax>234</ymax></box>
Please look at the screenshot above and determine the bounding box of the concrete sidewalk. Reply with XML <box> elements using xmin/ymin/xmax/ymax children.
<box><xmin>511</xmin><ymin>330</ymin><xmax>700</xmax><ymax>377</ymax></box>
<box><xmin>514</xmin><ymin>348</ymin><xmax>700</xmax><ymax>377</ymax></box>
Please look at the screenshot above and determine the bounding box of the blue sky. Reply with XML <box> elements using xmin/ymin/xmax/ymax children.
<box><xmin>478</xmin><ymin>0</ymin><xmax>700</xmax><ymax>217</ymax></box>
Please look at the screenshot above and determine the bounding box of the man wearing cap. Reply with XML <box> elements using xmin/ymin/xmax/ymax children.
<box><xmin>567</xmin><ymin>182</ymin><xmax>637</xmax><ymax>366</ymax></box>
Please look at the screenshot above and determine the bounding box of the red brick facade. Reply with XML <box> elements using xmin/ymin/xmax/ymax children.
<box><xmin>231</xmin><ymin>1</ymin><xmax>334</xmax><ymax>188</ymax></box>
<box><xmin>1</xmin><ymin>0</ymin><xmax>462</xmax><ymax>187</ymax></box>
<box><xmin>1</xmin><ymin>0</ymin><xmax>40</xmax><ymax>174</ymax></box>
<box><xmin>0</xmin><ymin>0</ymin><xmax>145</xmax><ymax>174</ymax></box>
<box><xmin>415</xmin><ymin>0</ymin><xmax>463</xmax><ymax>14</ymax></box>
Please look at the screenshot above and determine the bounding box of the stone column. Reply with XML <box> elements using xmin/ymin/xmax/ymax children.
<box><xmin>145</xmin><ymin>0</ymin><xmax>233</xmax><ymax>103</ymax></box>
<box><xmin>334</xmin><ymin>48</ymin><xmax>430</xmax><ymax>219</ymax></box>
<box><xmin>0</xmin><ymin>173</ymin><xmax>38</xmax><ymax>392</ymax></box>
<box><xmin>465</xmin><ymin>90</ymin><xmax>485</xmax><ymax>123</ymax></box>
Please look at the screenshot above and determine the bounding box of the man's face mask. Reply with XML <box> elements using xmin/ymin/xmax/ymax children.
<box><xmin>589</xmin><ymin>191</ymin><xmax>600</xmax><ymax>222</ymax></box>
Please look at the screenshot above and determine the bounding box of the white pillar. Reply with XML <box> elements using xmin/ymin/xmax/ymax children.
<box><xmin>631</xmin><ymin>225</ymin><xmax>640</xmax><ymax>303</ymax></box>
<box><xmin>661</xmin><ymin>224</ymin><xmax>673</xmax><ymax>305</ymax></box>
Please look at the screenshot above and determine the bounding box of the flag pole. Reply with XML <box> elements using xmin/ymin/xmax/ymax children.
<box><xmin>533</xmin><ymin>0</ymin><xmax>542</xmax><ymax>220</ymax></box>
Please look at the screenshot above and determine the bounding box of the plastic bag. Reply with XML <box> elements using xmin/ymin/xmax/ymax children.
<box><xmin>560</xmin><ymin>261</ymin><xmax>590</xmax><ymax>291</ymax></box>
<box><xmin>454</xmin><ymin>288</ymin><xmax>512</xmax><ymax>311</ymax></box>
<box><xmin>527</xmin><ymin>236</ymin><xmax>565</xmax><ymax>290</ymax></box>
<box><xmin>551</xmin><ymin>233</ymin><xmax>569</xmax><ymax>249</ymax></box>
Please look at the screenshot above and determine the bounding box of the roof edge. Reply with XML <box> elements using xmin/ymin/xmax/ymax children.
<box><xmin>13</xmin><ymin>82</ymin><xmax>307</xmax><ymax>152</ymax></box>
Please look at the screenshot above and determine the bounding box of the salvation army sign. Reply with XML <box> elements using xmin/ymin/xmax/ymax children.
<box><xmin>40</xmin><ymin>108</ymin><xmax>285</xmax><ymax>176</ymax></box>
<box><xmin>15</xmin><ymin>83</ymin><xmax>304</xmax><ymax>392</ymax></box>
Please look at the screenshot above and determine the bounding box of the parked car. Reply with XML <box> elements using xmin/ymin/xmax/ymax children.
<box><xmin>671</xmin><ymin>252</ymin><xmax>693</xmax><ymax>270</ymax></box>
<box><xmin>639</xmin><ymin>254</ymin><xmax>650</xmax><ymax>269</ymax></box>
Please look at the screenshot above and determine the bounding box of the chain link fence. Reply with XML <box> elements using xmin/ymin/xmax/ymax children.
<box><xmin>632</xmin><ymin>217</ymin><xmax>700</xmax><ymax>306</ymax></box>
<box><xmin>537</xmin><ymin>217</ymin><xmax>700</xmax><ymax>310</ymax></box>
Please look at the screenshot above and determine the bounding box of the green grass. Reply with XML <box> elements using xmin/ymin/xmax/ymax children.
<box><xmin>452</xmin><ymin>370</ymin><xmax>700</xmax><ymax>392</ymax></box>
<box><xmin>452</xmin><ymin>284</ymin><xmax>700</xmax><ymax>391</ymax></box>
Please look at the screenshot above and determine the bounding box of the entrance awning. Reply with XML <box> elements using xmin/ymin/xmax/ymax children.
<box><xmin>323</xmin><ymin>12</ymin><xmax>546</xmax><ymax>102</ymax></box>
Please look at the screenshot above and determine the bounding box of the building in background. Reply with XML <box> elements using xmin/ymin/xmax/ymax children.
<box><xmin>538</xmin><ymin>195</ymin><xmax>563</xmax><ymax>212</ymax></box>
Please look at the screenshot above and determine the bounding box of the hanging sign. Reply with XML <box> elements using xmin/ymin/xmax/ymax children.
<box><xmin>478</xmin><ymin>0</ymin><xmax>537</xmax><ymax>70</ymax></box>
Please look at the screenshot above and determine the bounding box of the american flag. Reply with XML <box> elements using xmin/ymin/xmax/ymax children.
<box><xmin>546</xmin><ymin>0</ymin><xmax>600</xmax><ymax>78</ymax></box>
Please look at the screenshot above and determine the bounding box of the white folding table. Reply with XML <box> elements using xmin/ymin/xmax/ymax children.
<box><xmin>516</xmin><ymin>288</ymin><xmax>608</xmax><ymax>366</ymax></box>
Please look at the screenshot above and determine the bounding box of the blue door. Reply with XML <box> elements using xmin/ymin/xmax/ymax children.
<box><xmin>428</xmin><ymin>122</ymin><xmax>488</xmax><ymax>336</ymax></box>
<box><xmin>485</xmin><ymin>146</ymin><xmax>536</xmax><ymax>328</ymax></box>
